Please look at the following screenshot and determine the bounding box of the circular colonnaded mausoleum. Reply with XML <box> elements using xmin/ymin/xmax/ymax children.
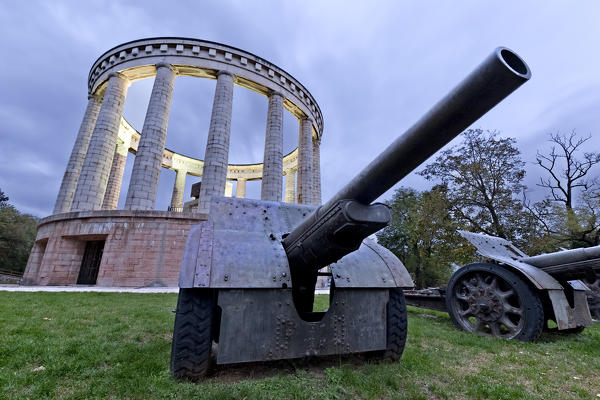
<box><xmin>22</xmin><ymin>37</ymin><xmax>323</xmax><ymax>287</ymax></box>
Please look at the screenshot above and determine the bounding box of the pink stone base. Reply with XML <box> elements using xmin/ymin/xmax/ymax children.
<box><xmin>22</xmin><ymin>210</ymin><xmax>207</xmax><ymax>287</ymax></box>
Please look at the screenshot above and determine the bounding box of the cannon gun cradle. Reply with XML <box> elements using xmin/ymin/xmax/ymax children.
<box><xmin>171</xmin><ymin>47</ymin><xmax>533</xmax><ymax>380</ymax></box>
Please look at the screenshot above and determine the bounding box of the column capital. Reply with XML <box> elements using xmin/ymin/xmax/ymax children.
<box><xmin>107</xmin><ymin>72</ymin><xmax>131</xmax><ymax>89</ymax></box>
<box><xmin>87</xmin><ymin>93</ymin><xmax>102</xmax><ymax>101</ymax></box>
<box><xmin>156</xmin><ymin>62</ymin><xmax>178</xmax><ymax>73</ymax></box>
<box><xmin>115</xmin><ymin>138</ymin><xmax>129</xmax><ymax>156</ymax></box>
<box><xmin>217</xmin><ymin>70</ymin><xmax>233</xmax><ymax>78</ymax></box>
<box><xmin>269</xmin><ymin>90</ymin><xmax>284</xmax><ymax>98</ymax></box>
<box><xmin>108</xmin><ymin>71</ymin><xmax>129</xmax><ymax>82</ymax></box>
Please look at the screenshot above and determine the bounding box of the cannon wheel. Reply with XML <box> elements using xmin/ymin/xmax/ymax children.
<box><xmin>446</xmin><ymin>263</ymin><xmax>544</xmax><ymax>341</ymax></box>
<box><xmin>383</xmin><ymin>288</ymin><xmax>408</xmax><ymax>360</ymax></box>
<box><xmin>170</xmin><ymin>288</ymin><xmax>216</xmax><ymax>381</ymax></box>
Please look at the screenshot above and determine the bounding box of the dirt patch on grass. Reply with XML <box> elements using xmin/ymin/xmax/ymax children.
<box><xmin>447</xmin><ymin>351</ymin><xmax>495</xmax><ymax>375</ymax></box>
<box><xmin>135</xmin><ymin>333</ymin><xmax>154</xmax><ymax>344</ymax></box>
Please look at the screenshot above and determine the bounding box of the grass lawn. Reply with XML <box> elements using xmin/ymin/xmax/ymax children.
<box><xmin>1</xmin><ymin>292</ymin><xmax>599</xmax><ymax>399</ymax></box>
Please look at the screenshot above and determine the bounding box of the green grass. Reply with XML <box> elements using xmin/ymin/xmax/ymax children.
<box><xmin>1</xmin><ymin>292</ymin><xmax>599</xmax><ymax>399</ymax></box>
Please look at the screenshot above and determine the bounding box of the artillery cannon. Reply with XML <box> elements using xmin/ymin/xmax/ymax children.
<box><xmin>170</xmin><ymin>47</ymin><xmax>532</xmax><ymax>380</ymax></box>
<box><xmin>443</xmin><ymin>231</ymin><xmax>596</xmax><ymax>341</ymax></box>
<box><xmin>405</xmin><ymin>231</ymin><xmax>598</xmax><ymax>340</ymax></box>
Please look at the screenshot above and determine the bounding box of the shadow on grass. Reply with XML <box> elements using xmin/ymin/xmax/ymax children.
<box><xmin>209</xmin><ymin>351</ymin><xmax>388</xmax><ymax>383</ymax></box>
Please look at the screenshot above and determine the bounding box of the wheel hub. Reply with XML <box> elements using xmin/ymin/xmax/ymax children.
<box><xmin>468</xmin><ymin>290</ymin><xmax>502</xmax><ymax>322</ymax></box>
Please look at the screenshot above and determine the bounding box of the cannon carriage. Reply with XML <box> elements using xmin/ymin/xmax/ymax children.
<box><xmin>170</xmin><ymin>47</ymin><xmax>532</xmax><ymax>379</ymax></box>
<box><xmin>443</xmin><ymin>231</ymin><xmax>597</xmax><ymax>341</ymax></box>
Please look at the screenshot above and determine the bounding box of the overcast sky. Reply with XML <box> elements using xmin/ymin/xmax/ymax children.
<box><xmin>2</xmin><ymin>1</ymin><xmax>600</xmax><ymax>217</ymax></box>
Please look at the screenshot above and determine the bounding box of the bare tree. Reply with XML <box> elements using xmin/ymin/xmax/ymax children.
<box><xmin>536</xmin><ymin>131</ymin><xmax>600</xmax><ymax>211</ymax></box>
<box><xmin>531</xmin><ymin>131</ymin><xmax>600</xmax><ymax>247</ymax></box>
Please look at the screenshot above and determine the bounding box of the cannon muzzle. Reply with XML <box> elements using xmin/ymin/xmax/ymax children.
<box><xmin>283</xmin><ymin>47</ymin><xmax>531</xmax><ymax>296</ymax></box>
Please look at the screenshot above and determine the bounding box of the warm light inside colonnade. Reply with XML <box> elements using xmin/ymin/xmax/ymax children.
<box><xmin>53</xmin><ymin>38</ymin><xmax>324</xmax><ymax>216</ymax></box>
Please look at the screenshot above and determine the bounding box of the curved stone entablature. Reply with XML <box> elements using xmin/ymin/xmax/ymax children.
<box><xmin>89</xmin><ymin>37</ymin><xmax>323</xmax><ymax>139</ymax></box>
<box><xmin>118</xmin><ymin>118</ymin><xmax>298</xmax><ymax>181</ymax></box>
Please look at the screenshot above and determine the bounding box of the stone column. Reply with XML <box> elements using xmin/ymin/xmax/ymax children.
<box><xmin>284</xmin><ymin>169</ymin><xmax>296</xmax><ymax>203</ymax></box>
<box><xmin>296</xmin><ymin>118</ymin><xmax>314</xmax><ymax>204</ymax></box>
<box><xmin>236</xmin><ymin>178</ymin><xmax>247</xmax><ymax>198</ymax></box>
<box><xmin>312</xmin><ymin>137</ymin><xmax>322</xmax><ymax>205</ymax></box>
<box><xmin>261</xmin><ymin>91</ymin><xmax>284</xmax><ymax>201</ymax></box>
<box><xmin>224</xmin><ymin>181</ymin><xmax>233</xmax><ymax>197</ymax></box>
<box><xmin>197</xmin><ymin>71</ymin><xmax>234</xmax><ymax>213</ymax></box>
<box><xmin>125</xmin><ymin>63</ymin><xmax>176</xmax><ymax>210</ymax></box>
<box><xmin>53</xmin><ymin>94</ymin><xmax>102</xmax><ymax>214</ymax></box>
<box><xmin>170</xmin><ymin>169</ymin><xmax>187</xmax><ymax>211</ymax></box>
<box><xmin>71</xmin><ymin>73</ymin><xmax>129</xmax><ymax>211</ymax></box>
<box><xmin>101</xmin><ymin>139</ymin><xmax>129</xmax><ymax>210</ymax></box>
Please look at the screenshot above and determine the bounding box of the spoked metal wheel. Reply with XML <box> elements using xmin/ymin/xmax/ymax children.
<box><xmin>446</xmin><ymin>263</ymin><xmax>544</xmax><ymax>341</ymax></box>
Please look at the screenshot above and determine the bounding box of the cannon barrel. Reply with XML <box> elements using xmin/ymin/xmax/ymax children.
<box><xmin>523</xmin><ymin>246</ymin><xmax>600</xmax><ymax>269</ymax></box>
<box><xmin>521</xmin><ymin>245</ymin><xmax>600</xmax><ymax>280</ymax></box>
<box><xmin>283</xmin><ymin>47</ymin><xmax>531</xmax><ymax>278</ymax></box>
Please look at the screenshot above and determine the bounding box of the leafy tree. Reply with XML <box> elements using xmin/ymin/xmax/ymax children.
<box><xmin>419</xmin><ymin>129</ymin><xmax>533</xmax><ymax>249</ymax></box>
<box><xmin>527</xmin><ymin>131</ymin><xmax>600</xmax><ymax>248</ymax></box>
<box><xmin>377</xmin><ymin>187</ymin><xmax>473</xmax><ymax>288</ymax></box>
<box><xmin>0</xmin><ymin>189</ymin><xmax>8</xmax><ymax>207</ymax></box>
<box><xmin>0</xmin><ymin>189</ymin><xmax>38</xmax><ymax>273</ymax></box>
<box><xmin>377</xmin><ymin>188</ymin><xmax>418</xmax><ymax>264</ymax></box>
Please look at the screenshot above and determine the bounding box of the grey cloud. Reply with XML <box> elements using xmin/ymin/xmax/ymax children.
<box><xmin>2</xmin><ymin>1</ymin><xmax>600</xmax><ymax>216</ymax></box>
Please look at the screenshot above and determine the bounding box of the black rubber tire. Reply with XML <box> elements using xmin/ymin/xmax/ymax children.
<box><xmin>446</xmin><ymin>263</ymin><xmax>544</xmax><ymax>342</ymax></box>
<box><xmin>383</xmin><ymin>288</ymin><xmax>408</xmax><ymax>361</ymax></box>
<box><xmin>170</xmin><ymin>288</ymin><xmax>215</xmax><ymax>381</ymax></box>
